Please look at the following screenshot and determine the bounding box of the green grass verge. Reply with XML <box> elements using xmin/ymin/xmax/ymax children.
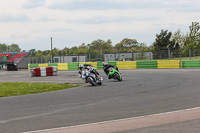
<box><xmin>0</xmin><ymin>82</ymin><xmax>84</xmax><ymax>97</ymax></box>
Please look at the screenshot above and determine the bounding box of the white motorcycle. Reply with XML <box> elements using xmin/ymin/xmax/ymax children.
<box><xmin>81</xmin><ymin>69</ymin><xmax>103</xmax><ymax>86</ymax></box>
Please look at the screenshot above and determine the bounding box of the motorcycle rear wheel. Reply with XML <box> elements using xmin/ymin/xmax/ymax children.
<box><xmin>114</xmin><ymin>73</ymin><xmax>122</xmax><ymax>81</ymax></box>
<box><xmin>87</xmin><ymin>77</ymin><xmax>97</xmax><ymax>86</ymax></box>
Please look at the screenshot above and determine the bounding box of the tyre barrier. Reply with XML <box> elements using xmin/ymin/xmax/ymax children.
<box><xmin>182</xmin><ymin>60</ymin><xmax>200</xmax><ymax>68</ymax></box>
<box><xmin>30</xmin><ymin>66</ymin><xmax>57</xmax><ymax>77</ymax></box>
<box><xmin>29</xmin><ymin>60</ymin><xmax>200</xmax><ymax>71</ymax></box>
<box><xmin>117</xmin><ymin>61</ymin><xmax>137</xmax><ymax>69</ymax></box>
<box><xmin>157</xmin><ymin>60</ymin><xmax>181</xmax><ymax>69</ymax></box>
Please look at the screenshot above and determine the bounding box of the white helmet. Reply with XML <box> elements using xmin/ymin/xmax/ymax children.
<box><xmin>79</xmin><ymin>64</ymin><xmax>83</xmax><ymax>68</ymax></box>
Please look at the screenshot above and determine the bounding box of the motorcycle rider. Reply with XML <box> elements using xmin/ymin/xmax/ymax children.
<box><xmin>78</xmin><ymin>64</ymin><xmax>84</xmax><ymax>75</ymax></box>
<box><xmin>79</xmin><ymin>63</ymin><xmax>101</xmax><ymax>79</ymax></box>
<box><xmin>103</xmin><ymin>62</ymin><xmax>119</xmax><ymax>79</ymax></box>
<box><xmin>78</xmin><ymin>64</ymin><xmax>84</xmax><ymax>70</ymax></box>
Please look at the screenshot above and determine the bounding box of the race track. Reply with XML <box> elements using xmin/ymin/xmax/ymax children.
<box><xmin>0</xmin><ymin>69</ymin><xmax>200</xmax><ymax>133</ymax></box>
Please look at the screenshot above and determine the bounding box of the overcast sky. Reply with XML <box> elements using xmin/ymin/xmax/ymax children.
<box><xmin>0</xmin><ymin>0</ymin><xmax>200</xmax><ymax>51</ymax></box>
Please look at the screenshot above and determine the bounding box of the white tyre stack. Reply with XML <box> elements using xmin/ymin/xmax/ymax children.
<box><xmin>29</xmin><ymin>68</ymin><xmax>34</xmax><ymax>77</ymax></box>
<box><xmin>40</xmin><ymin>67</ymin><xmax>47</xmax><ymax>77</ymax></box>
<box><xmin>53</xmin><ymin>66</ymin><xmax>57</xmax><ymax>76</ymax></box>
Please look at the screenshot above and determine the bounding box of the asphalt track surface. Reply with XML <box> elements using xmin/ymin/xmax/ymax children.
<box><xmin>0</xmin><ymin>69</ymin><xmax>200</xmax><ymax>133</ymax></box>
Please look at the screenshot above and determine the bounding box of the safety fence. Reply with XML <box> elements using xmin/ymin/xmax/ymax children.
<box><xmin>28</xmin><ymin>60</ymin><xmax>200</xmax><ymax>70</ymax></box>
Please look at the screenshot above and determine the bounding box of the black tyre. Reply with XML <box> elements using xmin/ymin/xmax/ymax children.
<box><xmin>87</xmin><ymin>77</ymin><xmax>97</xmax><ymax>86</ymax></box>
<box><xmin>114</xmin><ymin>73</ymin><xmax>122</xmax><ymax>81</ymax></box>
<box><xmin>97</xmin><ymin>82</ymin><xmax>102</xmax><ymax>85</ymax></box>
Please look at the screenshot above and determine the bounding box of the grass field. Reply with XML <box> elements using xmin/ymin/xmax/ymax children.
<box><xmin>0</xmin><ymin>82</ymin><xmax>84</xmax><ymax>97</ymax></box>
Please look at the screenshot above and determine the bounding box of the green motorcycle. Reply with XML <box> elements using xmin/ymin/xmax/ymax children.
<box><xmin>108</xmin><ymin>67</ymin><xmax>122</xmax><ymax>81</ymax></box>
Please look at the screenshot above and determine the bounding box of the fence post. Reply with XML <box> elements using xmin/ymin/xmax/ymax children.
<box><xmin>131</xmin><ymin>49</ymin><xmax>134</xmax><ymax>61</ymax></box>
<box><xmin>51</xmin><ymin>55</ymin><xmax>52</xmax><ymax>63</ymax></box>
<box><xmin>103</xmin><ymin>53</ymin><xmax>105</xmax><ymax>62</ymax></box>
<box><xmin>45</xmin><ymin>56</ymin><xmax>47</xmax><ymax>63</ymax></box>
<box><xmin>63</xmin><ymin>52</ymin><xmax>64</xmax><ymax>63</ymax></box>
<box><xmin>168</xmin><ymin>48</ymin><xmax>170</xmax><ymax>60</ymax></box>
<box><xmin>89</xmin><ymin>52</ymin><xmax>91</xmax><ymax>62</ymax></box>
<box><xmin>29</xmin><ymin>56</ymin><xmax>31</xmax><ymax>64</ymax></box>
<box><xmin>102</xmin><ymin>51</ymin><xmax>104</xmax><ymax>61</ymax></box>
<box><xmin>114</xmin><ymin>52</ymin><xmax>116</xmax><ymax>61</ymax></box>
<box><xmin>40</xmin><ymin>56</ymin><xmax>43</xmax><ymax>63</ymax></box>
<box><xmin>150</xmin><ymin>51</ymin><xmax>152</xmax><ymax>61</ymax></box>
<box><xmin>75</xmin><ymin>52</ymin><xmax>77</xmax><ymax>62</ymax></box>
<box><xmin>116</xmin><ymin>49</ymin><xmax>120</xmax><ymax>61</ymax></box>
<box><xmin>148</xmin><ymin>48</ymin><xmax>152</xmax><ymax>61</ymax></box>
<box><xmin>187</xmin><ymin>46</ymin><xmax>191</xmax><ymax>60</ymax></box>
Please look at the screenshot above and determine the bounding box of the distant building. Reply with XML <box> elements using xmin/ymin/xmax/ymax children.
<box><xmin>104</xmin><ymin>52</ymin><xmax>153</xmax><ymax>61</ymax></box>
<box><xmin>53</xmin><ymin>55</ymin><xmax>86</xmax><ymax>63</ymax></box>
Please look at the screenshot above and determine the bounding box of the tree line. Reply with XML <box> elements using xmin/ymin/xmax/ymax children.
<box><xmin>1</xmin><ymin>21</ymin><xmax>200</xmax><ymax>59</ymax></box>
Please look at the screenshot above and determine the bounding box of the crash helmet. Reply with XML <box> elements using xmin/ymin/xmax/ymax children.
<box><xmin>103</xmin><ymin>62</ymin><xmax>108</xmax><ymax>66</ymax></box>
<box><xmin>91</xmin><ymin>65</ymin><xmax>96</xmax><ymax>69</ymax></box>
<box><xmin>88</xmin><ymin>66</ymin><xmax>92</xmax><ymax>71</ymax></box>
<box><xmin>79</xmin><ymin>64</ymin><xmax>83</xmax><ymax>69</ymax></box>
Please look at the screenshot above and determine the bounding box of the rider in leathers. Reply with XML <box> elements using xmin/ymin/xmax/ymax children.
<box><xmin>79</xmin><ymin>63</ymin><xmax>100</xmax><ymax>79</ymax></box>
<box><xmin>103</xmin><ymin>62</ymin><xmax>119</xmax><ymax>79</ymax></box>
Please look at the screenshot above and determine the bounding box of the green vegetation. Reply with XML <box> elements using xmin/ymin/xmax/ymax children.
<box><xmin>0</xmin><ymin>43</ymin><xmax>21</xmax><ymax>53</ymax></box>
<box><xmin>0</xmin><ymin>82</ymin><xmax>84</xmax><ymax>97</ymax></box>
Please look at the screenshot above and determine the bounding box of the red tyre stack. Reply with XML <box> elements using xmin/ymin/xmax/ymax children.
<box><xmin>30</xmin><ymin>66</ymin><xmax>57</xmax><ymax>77</ymax></box>
<box><xmin>46</xmin><ymin>67</ymin><xmax>53</xmax><ymax>76</ymax></box>
<box><xmin>33</xmin><ymin>67</ymin><xmax>41</xmax><ymax>76</ymax></box>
